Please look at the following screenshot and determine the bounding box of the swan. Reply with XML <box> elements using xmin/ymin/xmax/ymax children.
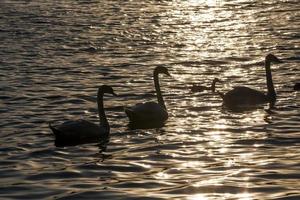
<box><xmin>218</xmin><ymin>54</ymin><xmax>282</xmax><ymax>107</ymax></box>
<box><xmin>49</xmin><ymin>85</ymin><xmax>117</xmax><ymax>145</ymax></box>
<box><xmin>294</xmin><ymin>83</ymin><xmax>300</xmax><ymax>91</ymax></box>
<box><xmin>191</xmin><ymin>78</ymin><xmax>221</xmax><ymax>93</ymax></box>
<box><xmin>125</xmin><ymin>66</ymin><xmax>171</xmax><ymax>125</ymax></box>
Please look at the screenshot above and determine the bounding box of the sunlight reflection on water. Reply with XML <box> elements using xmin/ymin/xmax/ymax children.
<box><xmin>0</xmin><ymin>0</ymin><xmax>300</xmax><ymax>199</ymax></box>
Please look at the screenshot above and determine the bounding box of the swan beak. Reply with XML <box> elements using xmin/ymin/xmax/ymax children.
<box><xmin>112</xmin><ymin>92</ymin><xmax>118</xmax><ymax>97</ymax></box>
<box><xmin>166</xmin><ymin>71</ymin><xmax>172</xmax><ymax>77</ymax></box>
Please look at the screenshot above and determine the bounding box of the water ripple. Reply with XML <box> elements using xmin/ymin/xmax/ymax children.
<box><xmin>0</xmin><ymin>0</ymin><xmax>300</xmax><ymax>199</ymax></box>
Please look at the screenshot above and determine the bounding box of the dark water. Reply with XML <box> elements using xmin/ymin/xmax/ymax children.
<box><xmin>1</xmin><ymin>0</ymin><xmax>300</xmax><ymax>199</ymax></box>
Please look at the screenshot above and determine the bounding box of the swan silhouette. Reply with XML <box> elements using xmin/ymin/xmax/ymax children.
<box><xmin>191</xmin><ymin>78</ymin><xmax>221</xmax><ymax>93</ymax></box>
<box><xmin>125</xmin><ymin>66</ymin><xmax>171</xmax><ymax>126</ymax></box>
<box><xmin>218</xmin><ymin>54</ymin><xmax>282</xmax><ymax>107</ymax></box>
<box><xmin>294</xmin><ymin>83</ymin><xmax>300</xmax><ymax>91</ymax></box>
<box><xmin>49</xmin><ymin>85</ymin><xmax>117</xmax><ymax>146</ymax></box>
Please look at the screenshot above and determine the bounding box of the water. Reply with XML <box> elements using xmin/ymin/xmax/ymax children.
<box><xmin>1</xmin><ymin>0</ymin><xmax>300</xmax><ymax>199</ymax></box>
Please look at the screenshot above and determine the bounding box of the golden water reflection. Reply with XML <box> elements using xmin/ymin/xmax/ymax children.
<box><xmin>1</xmin><ymin>0</ymin><xmax>299</xmax><ymax>199</ymax></box>
<box><xmin>188</xmin><ymin>192</ymin><xmax>254</xmax><ymax>200</ymax></box>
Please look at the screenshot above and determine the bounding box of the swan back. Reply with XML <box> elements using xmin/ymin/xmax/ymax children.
<box><xmin>223</xmin><ymin>86</ymin><xmax>268</xmax><ymax>106</ymax></box>
<box><xmin>125</xmin><ymin>102</ymin><xmax>168</xmax><ymax>122</ymax></box>
<box><xmin>50</xmin><ymin>120</ymin><xmax>104</xmax><ymax>140</ymax></box>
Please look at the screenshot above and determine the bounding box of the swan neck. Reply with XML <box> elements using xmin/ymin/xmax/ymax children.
<box><xmin>154</xmin><ymin>71</ymin><xmax>166</xmax><ymax>109</ymax></box>
<box><xmin>211</xmin><ymin>80</ymin><xmax>217</xmax><ymax>93</ymax></box>
<box><xmin>97</xmin><ymin>92</ymin><xmax>109</xmax><ymax>130</ymax></box>
<box><xmin>265</xmin><ymin>60</ymin><xmax>276</xmax><ymax>101</ymax></box>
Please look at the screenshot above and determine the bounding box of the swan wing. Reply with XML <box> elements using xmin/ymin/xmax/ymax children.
<box><xmin>231</xmin><ymin>86</ymin><xmax>266</xmax><ymax>96</ymax></box>
<box><xmin>191</xmin><ymin>85</ymin><xmax>209</xmax><ymax>92</ymax></box>
<box><xmin>132</xmin><ymin>102</ymin><xmax>161</xmax><ymax>111</ymax></box>
<box><xmin>125</xmin><ymin>102</ymin><xmax>168</xmax><ymax>122</ymax></box>
<box><xmin>51</xmin><ymin>119</ymin><xmax>104</xmax><ymax>140</ymax></box>
<box><xmin>224</xmin><ymin>86</ymin><xmax>268</xmax><ymax>105</ymax></box>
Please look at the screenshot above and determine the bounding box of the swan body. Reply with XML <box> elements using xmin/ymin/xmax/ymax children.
<box><xmin>125</xmin><ymin>66</ymin><xmax>170</xmax><ymax>124</ymax></box>
<box><xmin>219</xmin><ymin>54</ymin><xmax>282</xmax><ymax>107</ymax></box>
<box><xmin>219</xmin><ymin>86</ymin><xmax>268</xmax><ymax>105</ymax></box>
<box><xmin>294</xmin><ymin>83</ymin><xmax>300</xmax><ymax>91</ymax></box>
<box><xmin>49</xmin><ymin>85</ymin><xmax>117</xmax><ymax>145</ymax></box>
<box><xmin>49</xmin><ymin>120</ymin><xmax>106</xmax><ymax>142</ymax></box>
<box><xmin>191</xmin><ymin>78</ymin><xmax>221</xmax><ymax>93</ymax></box>
<box><xmin>191</xmin><ymin>85</ymin><xmax>209</xmax><ymax>92</ymax></box>
<box><xmin>125</xmin><ymin>102</ymin><xmax>168</xmax><ymax>122</ymax></box>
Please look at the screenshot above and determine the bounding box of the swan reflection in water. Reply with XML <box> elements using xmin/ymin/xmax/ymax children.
<box><xmin>125</xmin><ymin>66</ymin><xmax>171</xmax><ymax>129</ymax></box>
<box><xmin>217</xmin><ymin>54</ymin><xmax>282</xmax><ymax>109</ymax></box>
<box><xmin>49</xmin><ymin>85</ymin><xmax>117</xmax><ymax>147</ymax></box>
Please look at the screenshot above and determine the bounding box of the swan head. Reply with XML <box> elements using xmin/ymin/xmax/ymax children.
<box><xmin>213</xmin><ymin>78</ymin><xmax>221</xmax><ymax>83</ymax></box>
<box><xmin>266</xmin><ymin>54</ymin><xmax>282</xmax><ymax>63</ymax></box>
<box><xmin>99</xmin><ymin>85</ymin><xmax>117</xmax><ymax>96</ymax></box>
<box><xmin>154</xmin><ymin>66</ymin><xmax>171</xmax><ymax>77</ymax></box>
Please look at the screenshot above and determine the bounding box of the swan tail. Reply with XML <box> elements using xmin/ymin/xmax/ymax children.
<box><xmin>49</xmin><ymin>123</ymin><xmax>62</xmax><ymax>137</ymax></box>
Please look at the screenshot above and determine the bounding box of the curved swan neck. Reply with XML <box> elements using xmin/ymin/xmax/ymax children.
<box><xmin>265</xmin><ymin>59</ymin><xmax>276</xmax><ymax>101</ymax></box>
<box><xmin>97</xmin><ymin>91</ymin><xmax>109</xmax><ymax>130</ymax></box>
<box><xmin>154</xmin><ymin>70</ymin><xmax>166</xmax><ymax>109</ymax></box>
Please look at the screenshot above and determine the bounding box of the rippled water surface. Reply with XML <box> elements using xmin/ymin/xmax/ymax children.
<box><xmin>1</xmin><ymin>0</ymin><xmax>300</xmax><ymax>199</ymax></box>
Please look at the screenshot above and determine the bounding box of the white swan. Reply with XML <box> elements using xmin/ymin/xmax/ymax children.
<box><xmin>49</xmin><ymin>85</ymin><xmax>117</xmax><ymax>145</ymax></box>
<box><xmin>125</xmin><ymin>66</ymin><xmax>171</xmax><ymax>125</ymax></box>
<box><xmin>191</xmin><ymin>78</ymin><xmax>221</xmax><ymax>93</ymax></box>
<box><xmin>218</xmin><ymin>54</ymin><xmax>282</xmax><ymax>107</ymax></box>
